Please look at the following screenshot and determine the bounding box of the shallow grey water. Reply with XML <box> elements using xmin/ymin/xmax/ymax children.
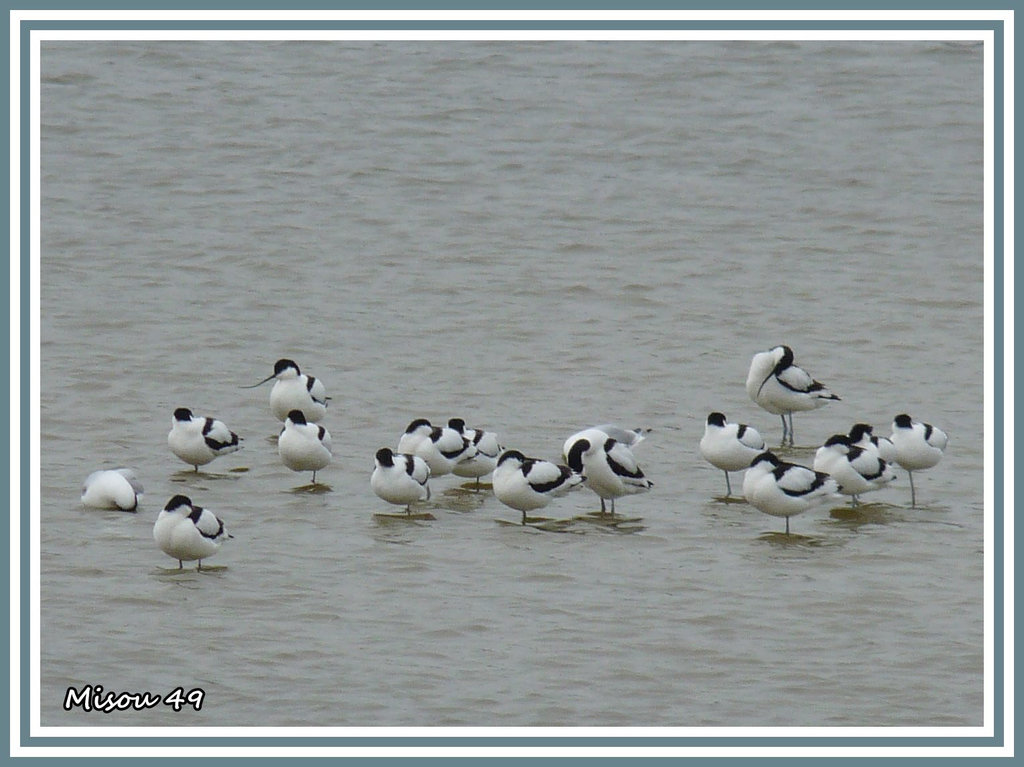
<box><xmin>38</xmin><ymin>40</ymin><xmax>984</xmax><ymax>728</ymax></box>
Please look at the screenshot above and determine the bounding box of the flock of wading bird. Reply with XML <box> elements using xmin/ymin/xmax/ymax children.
<box><xmin>79</xmin><ymin>346</ymin><xmax>949</xmax><ymax>567</ymax></box>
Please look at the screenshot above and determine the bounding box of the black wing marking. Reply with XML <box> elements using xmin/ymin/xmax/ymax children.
<box><xmin>189</xmin><ymin>506</ymin><xmax>226</xmax><ymax>540</ymax></box>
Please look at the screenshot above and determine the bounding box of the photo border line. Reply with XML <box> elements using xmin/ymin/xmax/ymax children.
<box><xmin>13</xmin><ymin>10</ymin><xmax>1007</xmax><ymax>756</ymax></box>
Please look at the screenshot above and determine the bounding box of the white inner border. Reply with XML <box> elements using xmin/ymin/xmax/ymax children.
<box><xmin>10</xmin><ymin>9</ymin><xmax>1013</xmax><ymax>759</ymax></box>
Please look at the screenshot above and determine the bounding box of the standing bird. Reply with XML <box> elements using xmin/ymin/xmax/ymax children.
<box><xmin>371</xmin><ymin>447</ymin><xmax>431</xmax><ymax>513</ymax></box>
<box><xmin>847</xmin><ymin>423</ymin><xmax>897</xmax><ymax>463</ymax></box>
<box><xmin>447</xmin><ymin>418</ymin><xmax>502</xmax><ymax>488</ymax></box>
<box><xmin>397</xmin><ymin>418</ymin><xmax>476</xmax><ymax>477</ymax></box>
<box><xmin>153</xmin><ymin>494</ymin><xmax>231</xmax><ymax>570</ymax></box>
<box><xmin>491</xmin><ymin>450</ymin><xmax>585</xmax><ymax>524</ymax></box>
<box><xmin>278</xmin><ymin>409</ymin><xmax>332</xmax><ymax>484</ymax></box>
<box><xmin>746</xmin><ymin>345</ymin><xmax>839</xmax><ymax>446</ymax></box>
<box><xmin>81</xmin><ymin>468</ymin><xmax>143</xmax><ymax>511</ymax></box>
<box><xmin>813</xmin><ymin>434</ymin><xmax>898</xmax><ymax>506</ymax></box>
<box><xmin>743</xmin><ymin>451</ymin><xmax>840</xmax><ymax>535</ymax></box>
<box><xmin>242</xmin><ymin>358</ymin><xmax>329</xmax><ymax>423</ymax></box>
<box><xmin>699</xmin><ymin>412</ymin><xmax>766</xmax><ymax>497</ymax></box>
<box><xmin>565</xmin><ymin>435</ymin><xmax>653</xmax><ymax>516</ymax></box>
<box><xmin>167</xmin><ymin>407</ymin><xmax>243</xmax><ymax>471</ymax></box>
<box><xmin>889</xmin><ymin>414</ymin><xmax>948</xmax><ymax>507</ymax></box>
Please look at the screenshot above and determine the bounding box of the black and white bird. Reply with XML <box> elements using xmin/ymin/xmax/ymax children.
<box><xmin>889</xmin><ymin>414</ymin><xmax>948</xmax><ymax>506</ymax></box>
<box><xmin>397</xmin><ymin>418</ymin><xmax>476</xmax><ymax>477</ymax></box>
<box><xmin>847</xmin><ymin>423</ymin><xmax>898</xmax><ymax>464</ymax></box>
<box><xmin>243</xmin><ymin>358</ymin><xmax>329</xmax><ymax>423</ymax></box>
<box><xmin>561</xmin><ymin>424</ymin><xmax>650</xmax><ymax>461</ymax></box>
<box><xmin>743</xmin><ymin>451</ymin><xmax>840</xmax><ymax>534</ymax></box>
<box><xmin>371</xmin><ymin>447</ymin><xmax>431</xmax><ymax>513</ymax></box>
<box><xmin>81</xmin><ymin>468</ymin><xmax>143</xmax><ymax>511</ymax></box>
<box><xmin>699</xmin><ymin>412</ymin><xmax>766</xmax><ymax>497</ymax></box>
<box><xmin>491</xmin><ymin>450</ymin><xmax>584</xmax><ymax>524</ymax></box>
<box><xmin>813</xmin><ymin>434</ymin><xmax>898</xmax><ymax>506</ymax></box>
<box><xmin>278</xmin><ymin>409</ymin><xmax>332</xmax><ymax>483</ymax></box>
<box><xmin>565</xmin><ymin>435</ymin><xmax>653</xmax><ymax>516</ymax></box>
<box><xmin>167</xmin><ymin>407</ymin><xmax>242</xmax><ymax>471</ymax></box>
<box><xmin>447</xmin><ymin>418</ymin><xmax>502</xmax><ymax>488</ymax></box>
<box><xmin>153</xmin><ymin>494</ymin><xmax>232</xmax><ymax>570</ymax></box>
<box><xmin>745</xmin><ymin>345</ymin><xmax>839</xmax><ymax>446</ymax></box>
